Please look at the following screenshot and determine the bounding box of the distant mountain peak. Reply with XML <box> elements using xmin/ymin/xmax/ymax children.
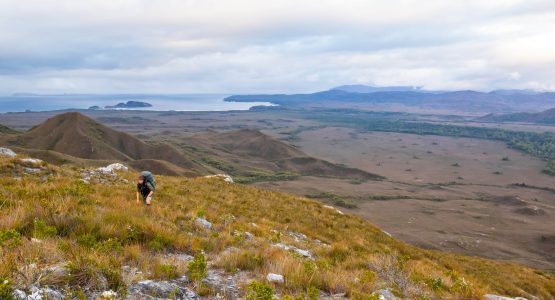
<box><xmin>331</xmin><ymin>84</ymin><xmax>424</xmax><ymax>93</ymax></box>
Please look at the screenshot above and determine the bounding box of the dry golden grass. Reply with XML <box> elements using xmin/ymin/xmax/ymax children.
<box><xmin>0</xmin><ymin>156</ymin><xmax>554</xmax><ymax>299</ymax></box>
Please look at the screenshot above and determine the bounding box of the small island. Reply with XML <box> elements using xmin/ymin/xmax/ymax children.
<box><xmin>105</xmin><ymin>101</ymin><xmax>153</xmax><ymax>109</ymax></box>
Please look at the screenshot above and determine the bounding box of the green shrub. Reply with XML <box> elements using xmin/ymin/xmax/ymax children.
<box><xmin>76</xmin><ymin>234</ymin><xmax>98</xmax><ymax>248</ymax></box>
<box><xmin>147</xmin><ymin>235</ymin><xmax>172</xmax><ymax>252</ymax></box>
<box><xmin>154</xmin><ymin>264</ymin><xmax>178</xmax><ymax>280</ymax></box>
<box><xmin>542</xmin><ymin>160</ymin><xmax>555</xmax><ymax>176</ymax></box>
<box><xmin>0</xmin><ymin>230</ymin><xmax>21</xmax><ymax>247</ymax></box>
<box><xmin>246</xmin><ymin>280</ymin><xmax>274</xmax><ymax>300</ymax></box>
<box><xmin>425</xmin><ymin>277</ymin><xmax>445</xmax><ymax>291</ymax></box>
<box><xmin>96</xmin><ymin>238</ymin><xmax>123</xmax><ymax>254</ymax></box>
<box><xmin>188</xmin><ymin>253</ymin><xmax>207</xmax><ymax>283</ymax></box>
<box><xmin>0</xmin><ymin>278</ymin><xmax>14</xmax><ymax>300</ymax></box>
<box><xmin>33</xmin><ymin>219</ymin><xmax>58</xmax><ymax>239</ymax></box>
<box><xmin>307</xmin><ymin>286</ymin><xmax>319</xmax><ymax>300</ymax></box>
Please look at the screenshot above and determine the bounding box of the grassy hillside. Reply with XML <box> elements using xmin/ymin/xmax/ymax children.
<box><xmin>0</xmin><ymin>156</ymin><xmax>554</xmax><ymax>299</ymax></box>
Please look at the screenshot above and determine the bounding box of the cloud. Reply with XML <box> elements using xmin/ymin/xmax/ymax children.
<box><xmin>0</xmin><ymin>0</ymin><xmax>554</xmax><ymax>94</ymax></box>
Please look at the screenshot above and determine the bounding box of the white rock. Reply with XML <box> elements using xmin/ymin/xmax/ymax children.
<box><xmin>375</xmin><ymin>288</ymin><xmax>400</xmax><ymax>300</ymax></box>
<box><xmin>273</xmin><ymin>243</ymin><xmax>314</xmax><ymax>259</ymax></box>
<box><xmin>196</xmin><ymin>217</ymin><xmax>212</xmax><ymax>229</ymax></box>
<box><xmin>484</xmin><ymin>295</ymin><xmax>528</xmax><ymax>300</ymax></box>
<box><xmin>273</xmin><ymin>243</ymin><xmax>291</xmax><ymax>251</ymax></box>
<box><xmin>20</xmin><ymin>158</ymin><xmax>43</xmax><ymax>165</ymax></box>
<box><xmin>23</xmin><ymin>167</ymin><xmax>41</xmax><ymax>174</ymax></box>
<box><xmin>100</xmin><ymin>290</ymin><xmax>117</xmax><ymax>299</ymax></box>
<box><xmin>266</xmin><ymin>273</ymin><xmax>284</xmax><ymax>284</ymax></box>
<box><xmin>0</xmin><ymin>147</ymin><xmax>16</xmax><ymax>157</ymax></box>
<box><xmin>204</xmin><ymin>174</ymin><xmax>233</xmax><ymax>183</ymax></box>
<box><xmin>13</xmin><ymin>289</ymin><xmax>27</xmax><ymax>300</ymax></box>
<box><xmin>244</xmin><ymin>232</ymin><xmax>254</xmax><ymax>240</ymax></box>
<box><xmin>105</xmin><ymin>163</ymin><xmax>128</xmax><ymax>171</ymax></box>
<box><xmin>323</xmin><ymin>205</ymin><xmax>344</xmax><ymax>215</ymax></box>
<box><xmin>294</xmin><ymin>248</ymin><xmax>313</xmax><ymax>258</ymax></box>
<box><xmin>27</xmin><ymin>286</ymin><xmax>64</xmax><ymax>300</ymax></box>
<box><xmin>128</xmin><ymin>279</ymin><xmax>200</xmax><ymax>299</ymax></box>
<box><xmin>96</xmin><ymin>167</ymin><xmax>114</xmax><ymax>174</ymax></box>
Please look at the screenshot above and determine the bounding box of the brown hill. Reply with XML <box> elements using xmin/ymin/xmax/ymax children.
<box><xmin>214</xmin><ymin>129</ymin><xmax>304</xmax><ymax>160</ymax></box>
<box><xmin>185</xmin><ymin>129</ymin><xmax>384</xmax><ymax>180</ymax></box>
<box><xmin>1</xmin><ymin>112</ymin><xmax>204</xmax><ymax>175</ymax></box>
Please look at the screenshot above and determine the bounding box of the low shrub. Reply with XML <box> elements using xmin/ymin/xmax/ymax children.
<box><xmin>246</xmin><ymin>280</ymin><xmax>274</xmax><ymax>300</ymax></box>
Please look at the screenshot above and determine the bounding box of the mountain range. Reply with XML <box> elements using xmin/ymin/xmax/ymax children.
<box><xmin>225</xmin><ymin>85</ymin><xmax>555</xmax><ymax>113</ymax></box>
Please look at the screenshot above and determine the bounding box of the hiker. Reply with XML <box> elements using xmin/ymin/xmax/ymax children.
<box><xmin>136</xmin><ymin>171</ymin><xmax>155</xmax><ymax>205</ymax></box>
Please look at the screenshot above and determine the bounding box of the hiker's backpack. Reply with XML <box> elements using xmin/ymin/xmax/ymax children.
<box><xmin>141</xmin><ymin>171</ymin><xmax>155</xmax><ymax>191</ymax></box>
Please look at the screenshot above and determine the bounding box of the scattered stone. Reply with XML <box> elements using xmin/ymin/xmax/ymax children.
<box><xmin>20</xmin><ymin>158</ymin><xmax>42</xmax><ymax>165</ymax></box>
<box><xmin>165</xmin><ymin>253</ymin><xmax>194</xmax><ymax>263</ymax></box>
<box><xmin>99</xmin><ymin>290</ymin><xmax>118</xmax><ymax>299</ymax></box>
<box><xmin>273</xmin><ymin>243</ymin><xmax>291</xmax><ymax>251</ymax></box>
<box><xmin>294</xmin><ymin>248</ymin><xmax>312</xmax><ymax>258</ymax></box>
<box><xmin>0</xmin><ymin>147</ymin><xmax>16</xmax><ymax>157</ymax></box>
<box><xmin>13</xmin><ymin>289</ymin><xmax>27</xmax><ymax>299</ymax></box>
<box><xmin>23</xmin><ymin>167</ymin><xmax>41</xmax><ymax>174</ymax></box>
<box><xmin>82</xmin><ymin>164</ymin><xmax>124</xmax><ymax>182</ymax></box>
<box><xmin>244</xmin><ymin>231</ymin><xmax>254</xmax><ymax>240</ymax></box>
<box><xmin>127</xmin><ymin>278</ymin><xmax>200</xmax><ymax>299</ymax></box>
<box><xmin>105</xmin><ymin>163</ymin><xmax>128</xmax><ymax>171</ymax></box>
<box><xmin>375</xmin><ymin>288</ymin><xmax>400</xmax><ymax>300</ymax></box>
<box><xmin>14</xmin><ymin>285</ymin><xmax>65</xmax><ymax>300</ymax></box>
<box><xmin>287</xmin><ymin>231</ymin><xmax>308</xmax><ymax>241</ymax></box>
<box><xmin>204</xmin><ymin>174</ymin><xmax>234</xmax><ymax>183</ymax></box>
<box><xmin>203</xmin><ymin>269</ymin><xmax>240</xmax><ymax>299</ymax></box>
<box><xmin>273</xmin><ymin>243</ymin><xmax>313</xmax><ymax>259</ymax></box>
<box><xmin>196</xmin><ymin>217</ymin><xmax>212</xmax><ymax>229</ymax></box>
<box><xmin>484</xmin><ymin>294</ymin><xmax>528</xmax><ymax>300</ymax></box>
<box><xmin>266</xmin><ymin>273</ymin><xmax>284</xmax><ymax>284</ymax></box>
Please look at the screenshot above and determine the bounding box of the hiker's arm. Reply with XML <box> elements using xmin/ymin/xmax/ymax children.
<box><xmin>136</xmin><ymin>191</ymin><xmax>140</xmax><ymax>203</ymax></box>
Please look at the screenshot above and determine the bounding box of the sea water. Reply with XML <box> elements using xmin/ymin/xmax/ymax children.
<box><xmin>0</xmin><ymin>94</ymin><xmax>273</xmax><ymax>113</ymax></box>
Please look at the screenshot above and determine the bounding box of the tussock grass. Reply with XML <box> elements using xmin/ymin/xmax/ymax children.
<box><xmin>0</xmin><ymin>157</ymin><xmax>554</xmax><ymax>298</ymax></box>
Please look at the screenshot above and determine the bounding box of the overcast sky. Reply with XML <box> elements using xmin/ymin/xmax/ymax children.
<box><xmin>0</xmin><ymin>0</ymin><xmax>554</xmax><ymax>94</ymax></box>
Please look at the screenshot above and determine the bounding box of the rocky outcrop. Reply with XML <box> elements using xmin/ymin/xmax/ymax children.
<box><xmin>0</xmin><ymin>147</ymin><xmax>17</xmax><ymax>157</ymax></box>
<box><xmin>204</xmin><ymin>174</ymin><xmax>234</xmax><ymax>183</ymax></box>
<box><xmin>127</xmin><ymin>277</ymin><xmax>199</xmax><ymax>300</ymax></box>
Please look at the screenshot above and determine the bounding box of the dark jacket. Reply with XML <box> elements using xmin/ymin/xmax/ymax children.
<box><xmin>137</xmin><ymin>182</ymin><xmax>154</xmax><ymax>198</ymax></box>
